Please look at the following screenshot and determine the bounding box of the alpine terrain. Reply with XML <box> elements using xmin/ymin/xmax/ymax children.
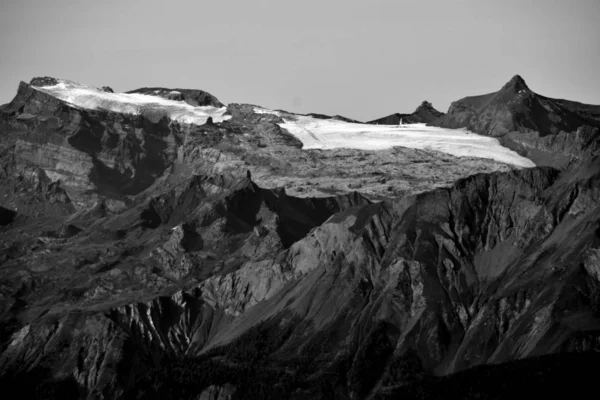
<box><xmin>0</xmin><ymin>75</ymin><xmax>599</xmax><ymax>399</ymax></box>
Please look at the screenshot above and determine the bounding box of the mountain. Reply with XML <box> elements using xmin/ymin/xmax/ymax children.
<box><xmin>430</xmin><ymin>75</ymin><xmax>600</xmax><ymax>168</ymax></box>
<box><xmin>368</xmin><ymin>101</ymin><xmax>445</xmax><ymax>125</ymax></box>
<box><xmin>0</xmin><ymin>77</ymin><xmax>231</xmax><ymax>209</ymax></box>
<box><xmin>0</xmin><ymin>78</ymin><xmax>513</xmax><ymax>205</ymax></box>
<box><xmin>0</xmin><ymin>75</ymin><xmax>599</xmax><ymax>399</ymax></box>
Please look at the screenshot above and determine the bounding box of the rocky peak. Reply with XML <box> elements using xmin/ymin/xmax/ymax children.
<box><xmin>368</xmin><ymin>101</ymin><xmax>444</xmax><ymax>125</ymax></box>
<box><xmin>413</xmin><ymin>100</ymin><xmax>444</xmax><ymax>120</ymax></box>
<box><xmin>414</xmin><ymin>101</ymin><xmax>430</xmax><ymax>112</ymax></box>
<box><xmin>500</xmin><ymin>74</ymin><xmax>530</xmax><ymax>93</ymax></box>
<box><xmin>414</xmin><ymin>100</ymin><xmax>442</xmax><ymax>115</ymax></box>
<box><xmin>428</xmin><ymin>73</ymin><xmax>600</xmax><ymax>163</ymax></box>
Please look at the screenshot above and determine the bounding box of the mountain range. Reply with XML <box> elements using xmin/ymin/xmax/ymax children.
<box><xmin>0</xmin><ymin>74</ymin><xmax>599</xmax><ymax>399</ymax></box>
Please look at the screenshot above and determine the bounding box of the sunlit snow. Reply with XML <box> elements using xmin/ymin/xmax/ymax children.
<box><xmin>254</xmin><ymin>108</ymin><xmax>282</xmax><ymax>117</ymax></box>
<box><xmin>33</xmin><ymin>80</ymin><xmax>230</xmax><ymax>125</ymax></box>
<box><xmin>253</xmin><ymin>108</ymin><xmax>535</xmax><ymax>168</ymax></box>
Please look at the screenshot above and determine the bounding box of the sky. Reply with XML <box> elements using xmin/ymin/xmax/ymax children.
<box><xmin>1</xmin><ymin>0</ymin><xmax>599</xmax><ymax>121</ymax></box>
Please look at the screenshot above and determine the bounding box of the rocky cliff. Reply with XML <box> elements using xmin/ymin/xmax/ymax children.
<box><xmin>0</xmin><ymin>79</ymin><xmax>186</xmax><ymax>208</ymax></box>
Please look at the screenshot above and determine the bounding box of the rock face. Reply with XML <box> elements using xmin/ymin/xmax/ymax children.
<box><xmin>0</xmin><ymin>80</ymin><xmax>189</xmax><ymax>208</ymax></box>
<box><xmin>430</xmin><ymin>75</ymin><xmax>600</xmax><ymax>168</ymax></box>
<box><xmin>0</xmin><ymin>76</ymin><xmax>599</xmax><ymax>399</ymax></box>
<box><xmin>368</xmin><ymin>101</ymin><xmax>445</xmax><ymax>125</ymax></box>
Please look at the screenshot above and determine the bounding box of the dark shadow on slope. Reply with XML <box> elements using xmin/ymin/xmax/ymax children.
<box><xmin>375</xmin><ymin>351</ymin><xmax>600</xmax><ymax>400</ymax></box>
<box><xmin>0</xmin><ymin>206</ymin><xmax>17</xmax><ymax>226</ymax></box>
<box><xmin>263</xmin><ymin>189</ymin><xmax>371</xmax><ymax>248</ymax></box>
<box><xmin>0</xmin><ymin>367</ymin><xmax>84</xmax><ymax>400</ymax></box>
<box><xmin>222</xmin><ymin>181</ymin><xmax>263</xmax><ymax>234</ymax></box>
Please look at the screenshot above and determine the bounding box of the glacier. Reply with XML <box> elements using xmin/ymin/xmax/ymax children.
<box><xmin>33</xmin><ymin>80</ymin><xmax>231</xmax><ymax>125</ymax></box>
<box><xmin>255</xmin><ymin>108</ymin><xmax>535</xmax><ymax>168</ymax></box>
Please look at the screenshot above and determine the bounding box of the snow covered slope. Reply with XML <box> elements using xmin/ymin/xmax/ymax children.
<box><xmin>33</xmin><ymin>80</ymin><xmax>230</xmax><ymax>125</ymax></box>
<box><xmin>255</xmin><ymin>108</ymin><xmax>535</xmax><ymax>168</ymax></box>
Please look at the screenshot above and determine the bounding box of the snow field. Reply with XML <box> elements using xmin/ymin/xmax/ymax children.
<box><xmin>33</xmin><ymin>80</ymin><xmax>230</xmax><ymax>125</ymax></box>
<box><xmin>254</xmin><ymin>108</ymin><xmax>535</xmax><ymax>168</ymax></box>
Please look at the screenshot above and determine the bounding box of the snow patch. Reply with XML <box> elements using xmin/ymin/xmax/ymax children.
<box><xmin>33</xmin><ymin>80</ymin><xmax>230</xmax><ymax>125</ymax></box>
<box><xmin>270</xmin><ymin>112</ymin><xmax>535</xmax><ymax>168</ymax></box>
<box><xmin>253</xmin><ymin>107</ymin><xmax>282</xmax><ymax>117</ymax></box>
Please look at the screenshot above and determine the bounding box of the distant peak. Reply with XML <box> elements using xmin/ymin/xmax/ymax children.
<box><xmin>414</xmin><ymin>101</ymin><xmax>429</xmax><ymax>113</ymax></box>
<box><xmin>414</xmin><ymin>100</ymin><xmax>443</xmax><ymax>118</ymax></box>
<box><xmin>501</xmin><ymin>74</ymin><xmax>529</xmax><ymax>92</ymax></box>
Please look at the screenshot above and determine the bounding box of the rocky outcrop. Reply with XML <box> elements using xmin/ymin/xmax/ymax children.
<box><xmin>368</xmin><ymin>101</ymin><xmax>445</xmax><ymax>125</ymax></box>
<box><xmin>29</xmin><ymin>76</ymin><xmax>59</xmax><ymax>87</ymax></box>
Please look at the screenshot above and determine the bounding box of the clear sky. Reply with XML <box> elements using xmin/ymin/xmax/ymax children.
<box><xmin>1</xmin><ymin>0</ymin><xmax>598</xmax><ymax>121</ymax></box>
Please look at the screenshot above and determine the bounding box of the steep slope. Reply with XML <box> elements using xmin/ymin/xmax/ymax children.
<box><xmin>2</xmin><ymin>158</ymin><xmax>596</xmax><ymax>399</ymax></box>
<box><xmin>0</xmin><ymin>171</ymin><xmax>370</xmax><ymax>398</ymax></box>
<box><xmin>114</xmin><ymin>158</ymin><xmax>599</xmax><ymax>399</ymax></box>
<box><xmin>430</xmin><ymin>75</ymin><xmax>600</xmax><ymax>168</ymax></box>
<box><xmin>368</xmin><ymin>101</ymin><xmax>444</xmax><ymax>125</ymax></box>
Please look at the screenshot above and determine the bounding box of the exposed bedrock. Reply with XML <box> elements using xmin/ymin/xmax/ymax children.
<box><xmin>0</xmin><ymin>81</ymin><xmax>185</xmax><ymax>207</ymax></box>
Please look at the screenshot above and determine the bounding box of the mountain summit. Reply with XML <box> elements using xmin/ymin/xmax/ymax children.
<box><xmin>429</xmin><ymin>75</ymin><xmax>600</xmax><ymax>168</ymax></box>
<box><xmin>500</xmin><ymin>74</ymin><xmax>530</xmax><ymax>93</ymax></box>
<box><xmin>431</xmin><ymin>74</ymin><xmax>600</xmax><ymax>136</ymax></box>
